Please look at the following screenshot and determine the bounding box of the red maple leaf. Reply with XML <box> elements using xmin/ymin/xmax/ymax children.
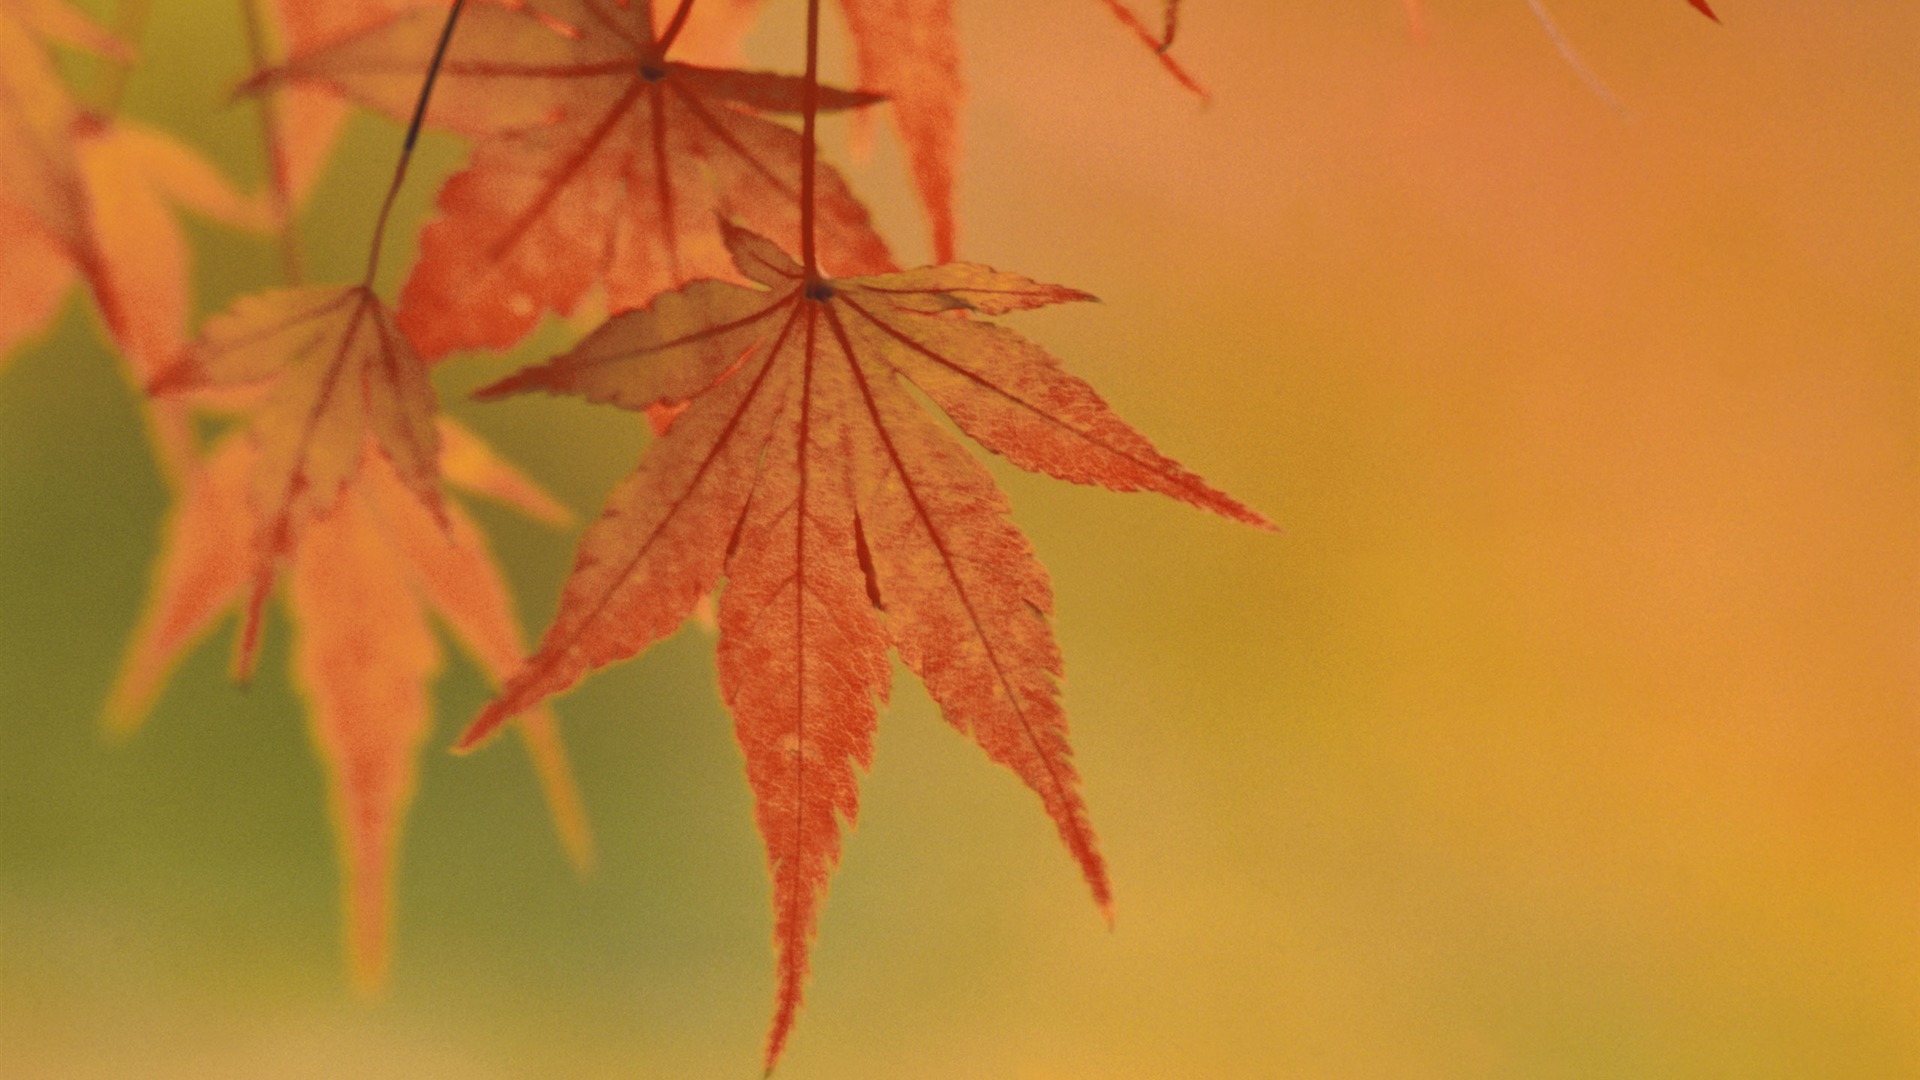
<box><xmin>463</xmin><ymin>221</ymin><xmax>1270</xmax><ymax>1070</ymax></box>
<box><xmin>254</xmin><ymin>0</ymin><xmax>893</xmax><ymax>358</ymax></box>
<box><xmin>109</xmin><ymin>421</ymin><xmax>591</xmax><ymax>988</ymax></box>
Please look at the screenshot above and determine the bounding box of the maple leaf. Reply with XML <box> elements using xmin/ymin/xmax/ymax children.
<box><xmin>465</xmin><ymin>222</ymin><xmax>1270</xmax><ymax>1069</ymax></box>
<box><xmin>107</xmin><ymin>423</ymin><xmax>592</xmax><ymax>989</ymax></box>
<box><xmin>1</xmin><ymin>0</ymin><xmax>269</xmax><ymax>375</ymax></box>
<box><xmin>253</xmin><ymin>0</ymin><xmax>893</xmax><ymax>358</ymax></box>
<box><xmin>0</xmin><ymin>0</ymin><xmax>115</xmax><ymax>237</ymax></box>
<box><xmin>0</xmin><ymin>1</ymin><xmax>120</xmax><ymax>351</ymax></box>
<box><xmin>1</xmin><ymin>1</ymin><xmax>269</xmax><ymax>478</ymax></box>
<box><xmin>149</xmin><ymin>285</ymin><xmax>443</xmax><ymax>673</ymax></box>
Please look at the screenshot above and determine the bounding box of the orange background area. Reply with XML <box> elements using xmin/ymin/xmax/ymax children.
<box><xmin>1</xmin><ymin>1</ymin><xmax>1914</xmax><ymax>1076</ymax></box>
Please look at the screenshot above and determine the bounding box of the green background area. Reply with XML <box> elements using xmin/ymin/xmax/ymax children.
<box><xmin>3</xmin><ymin>2</ymin><xmax>1914</xmax><ymax>1076</ymax></box>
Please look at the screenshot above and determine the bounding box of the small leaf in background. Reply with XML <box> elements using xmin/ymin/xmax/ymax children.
<box><xmin>109</xmin><ymin>425</ymin><xmax>592</xmax><ymax>988</ymax></box>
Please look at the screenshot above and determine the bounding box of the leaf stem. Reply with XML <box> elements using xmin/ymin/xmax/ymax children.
<box><xmin>362</xmin><ymin>0</ymin><xmax>469</xmax><ymax>289</ymax></box>
<box><xmin>238</xmin><ymin>0</ymin><xmax>303</xmax><ymax>285</ymax></box>
<box><xmin>1157</xmin><ymin>0</ymin><xmax>1181</xmax><ymax>52</ymax></box>
<box><xmin>655</xmin><ymin>0</ymin><xmax>699</xmax><ymax>55</ymax></box>
<box><xmin>799</xmin><ymin>0</ymin><xmax>820</xmax><ymax>277</ymax></box>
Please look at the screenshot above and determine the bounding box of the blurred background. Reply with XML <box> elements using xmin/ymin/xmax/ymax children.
<box><xmin>2</xmin><ymin>1</ymin><xmax>1914</xmax><ymax>1076</ymax></box>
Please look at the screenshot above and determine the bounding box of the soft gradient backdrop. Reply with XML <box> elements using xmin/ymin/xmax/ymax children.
<box><xmin>2</xmin><ymin>1</ymin><xmax>1914</xmax><ymax>1077</ymax></box>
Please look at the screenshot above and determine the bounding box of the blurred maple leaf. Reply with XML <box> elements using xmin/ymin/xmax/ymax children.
<box><xmin>465</xmin><ymin>221</ymin><xmax>1270</xmax><ymax>1070</ymax></box>
<box><xmin>1</xmin><ymin>0</ymin><xmax>269</xmax><ymax>368</ymax></box>
<box><xmin>149</xmin><ymin>285</ymin><xmax>443</xmax><ymax>671</ymax></box>
<box><xmin>1</xmin><ymin>0</ymin><xmax>269</xmax><ymax>479</ymax></box>
<box><xmin>108</xmin><ymin>422</ymin><xmax>591</xmax><ymax>989</ymax></box>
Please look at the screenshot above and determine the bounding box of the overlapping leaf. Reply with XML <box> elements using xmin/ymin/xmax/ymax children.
<box><xmin>254</xmin><ymin>0</ymin><xmax>893</xmax><ymax>358</ymax></box>
<box><xmin>0</xmin><ymin>0</ymin><xmax>109</xmax><ymax>242</ymax></box>
<box><xmin>466</xmin><ymin>222</ymin><xmax>1270</xmax><ymax>1069</ymax></box>
<box><xmin>0</xmin><ymin>2</ymin><xmax>268</xmax><ymax>478</ymax></box>
<box><xmin>109</xmin><ymin>422</ymin><xmax>591</xmax><ymax>989</ymax></box>
<box><xmin>149</xmin><ymin>285</ymin><xmax>442</xmax><ymax>671</ymax></box>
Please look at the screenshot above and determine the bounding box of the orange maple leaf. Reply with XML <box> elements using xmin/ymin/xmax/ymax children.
<box><xmin>108</xmin><ymin>422</ymin><xmax>591</xmax><ymax>990</ymax></box>
<box><xmin>1</xmin><ymin>0</ymin><xmax>267</xmax><ymax>372</ymax></box>
<box><xmin>464</xmin><ymin>221</ymin><xmax>1270</xmax><ymax>1070</ymax></box>
<box><xmin>254</xmin><ymin>0</ymin><xmax>893</xmax><ymax>358</ymax></box>
<box><xmin>1</xmin><ymin>1</ymin><xmax>268</xmax><ymax>477</ymax></box>
<box><xmin>149</xmin><ymin>285</ymin><xmax>443</xmax><ymax>673</ymax></box>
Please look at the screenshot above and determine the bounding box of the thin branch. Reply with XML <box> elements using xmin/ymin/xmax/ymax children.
<box><xmin>656</xmin><ymin>0</ymin><xmax>699</xmax><ymax>54</ymax></box>
<box><xmin>363</xmin><ymin>0</ymin><xmax>470</xmax><ymax>289</ymax></box>
<box><xmin>798</xmin><ymin>0</ymin><xmax>820</xmax><ymax>278</ymax></box>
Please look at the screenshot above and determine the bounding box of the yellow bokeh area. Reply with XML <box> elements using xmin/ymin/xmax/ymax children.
<box><xmin>2</xmin><ymin>1</ymin><xmax>1914</xmax><ymax>1077</ymax></box>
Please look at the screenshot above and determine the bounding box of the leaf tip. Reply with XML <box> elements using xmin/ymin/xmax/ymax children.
<box><xmin>456</xmin><ymin>697</ymin><xmax>518</xmax><ymax>753</ymax></box>
<box><xmin>100</xmin><ymin>670</ymin><xmax>155</xmax><ymax>741</ymax></box>
<box><xmin>102</xmin><ymin>652</ymin><xmax>163</xmax><ymax>742</ymax></box>
<box><xmin>471</xmin><ymin>368</ymin><xmax>546</xmax><ymax>402</ymax></box>
<box><xmin>99</xmin><ymin>701</ymin><xmax>145</xmax><ymax>744</ymax></box>
<box><xmin>145</xmin><ymin>361</ymin><xmax>201</xmax><ymax>398</ymax></box>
